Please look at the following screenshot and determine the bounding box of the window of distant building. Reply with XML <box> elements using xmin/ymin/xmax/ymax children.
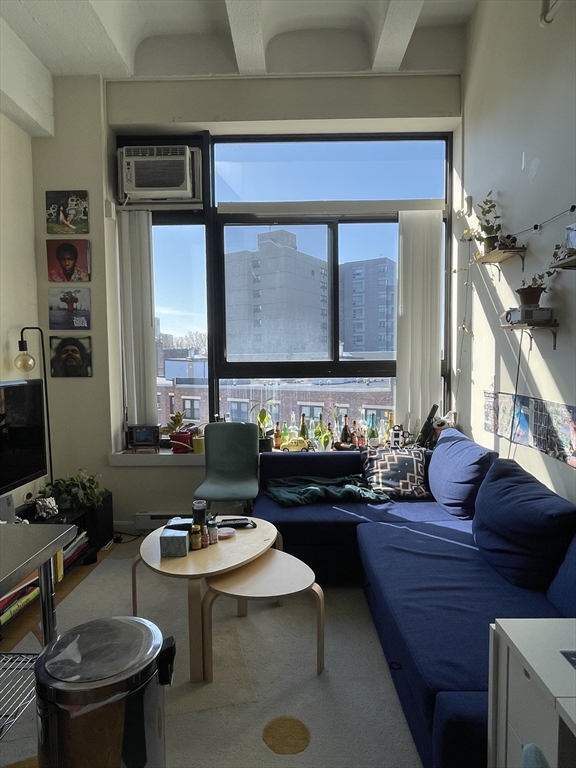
<box><xmin>229</xmin><ymin>401</ymin><xmax>249</xmax><ymax>422</ymax></box>
<box><xmin>182</xmin><ymin>397</ymin><xmax>200</xmax><ymax>421</ymax></box>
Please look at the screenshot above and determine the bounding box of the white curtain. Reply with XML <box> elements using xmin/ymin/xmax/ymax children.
<box><xmin>118</xmin><ymin>210</ymin><xmax>158</xmax><ymax>424</ymax></box>
<box><xmin>396</xmin><ymin>209</ymin><xmax>443</xmax><ymax>433</ymax></box>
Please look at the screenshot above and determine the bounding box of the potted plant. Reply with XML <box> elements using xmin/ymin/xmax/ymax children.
<box><xmin>461</xmin><ymin>191</ymin><xmax>502</xmax><ymax>255</ymax></box>
<box><xmin>250</xmin><ymin>398</ymin><xmax>274</xmax><ymax>452</ymax></box>
<box><xmin>516</xmin><ymin>270</ymin><xmax>556</xmax><ymax>306</ymax></box>
<box><xmin>161</xmin><ymin>411</ymin><xmax>192</xmax><ymax>453</ymax></box>
<box><xmin>26</xmin><ymin>469</ymin><xmax>104</xmax><ymax>514</ymax></box>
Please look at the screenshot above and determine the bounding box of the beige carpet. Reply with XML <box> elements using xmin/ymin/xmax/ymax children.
<box><xmin>1</xmin><ymin>539</ymin><xmax>422</xmax><ymax>768</ymax></box>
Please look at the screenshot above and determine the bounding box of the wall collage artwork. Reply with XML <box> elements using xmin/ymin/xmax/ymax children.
<box><xmin>484</xmin><ymin>391</ymin><xmax>576</xmax><ymax>468</ymax></box>
<box><xmin>45</xmin><ymin>191</ymin><xmax>92</xmax><ymax>377</ymax></box>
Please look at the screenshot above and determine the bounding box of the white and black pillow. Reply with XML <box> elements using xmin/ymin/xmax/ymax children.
<box><xmin>359</xmin><ymin>446</ymin><xmax>430</xmax><ymax>499</ymax></box>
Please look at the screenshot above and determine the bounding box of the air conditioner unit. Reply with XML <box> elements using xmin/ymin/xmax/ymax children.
<box><xmin>118</xmin><ymin>145</ymin><xmax>202</xmax><ymax>202</ymax></box>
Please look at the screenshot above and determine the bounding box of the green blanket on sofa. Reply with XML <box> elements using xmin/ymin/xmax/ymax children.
<box><xmin>263</xmin><ymin>474</ymin><xmax>390</xmax><ymax>507</ymax></box>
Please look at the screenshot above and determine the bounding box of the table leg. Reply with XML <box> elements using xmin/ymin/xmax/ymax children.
<box><xmin>131</xmin><ymin>554</ymin><xmax>142</xmax><ymax>615</ymax></box>
<box><xmin>311</xmin><ymin>583</ymin><xmax>324</xmax><ymax>675</ymax></box>
<box><xmin>202</xmin><ymin>590</ymin><xmax>219</xmax><ymax>683</ymax></box>
<box><xmin>188</xmin><ymin>578</ymin><xmax>205</xmax><ymax>682</ymax></box>
<box><xmin>38</xmin><ymin>559</ymin><xmax>56</xmax><ymax>645</ymax></box>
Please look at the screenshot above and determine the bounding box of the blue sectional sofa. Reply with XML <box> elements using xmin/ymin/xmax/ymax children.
<box><xmin>253</xmin><ymin>430</ymin><xmax>576</xmax><ymax>768</ymax></box>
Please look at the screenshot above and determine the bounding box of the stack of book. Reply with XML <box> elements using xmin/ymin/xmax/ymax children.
<box><xmin>63</xmin><ymin>530</ymin><xmax>89</xmax><ymax>572</ymax></box>
<box><xmin>0</xmin><ymin>575</ymin><xmax>39</xmax><ymax>627</ymax></box>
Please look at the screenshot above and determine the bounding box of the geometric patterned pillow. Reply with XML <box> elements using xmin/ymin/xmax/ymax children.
<box><xmin>359</xmin><ymin>446</ymin><xmax>430</xmax><ymax>499</ymax></box>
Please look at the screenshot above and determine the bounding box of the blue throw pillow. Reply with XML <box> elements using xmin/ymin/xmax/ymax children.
<box><xmin>428</xmin><ymin>429</ymin><xmax>498</xmax><ymax>518</ymax></box>
<box><xmin>546</xmin><ymin>535</ymin><xmax>576</xmax><ymax>616</ymax></box>
<box><xmin>473</xmin><ymin>459</ymin><xmax>576</xmax><ymax>589</ymax></box>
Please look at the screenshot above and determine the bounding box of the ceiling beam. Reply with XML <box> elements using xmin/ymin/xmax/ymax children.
<box><xmin>225</xmin><ymin>0</ymin><xmax>266</xmax><ymax>75</ymax></box>
<box><xmin>372</xmin><ymin>0</ymin><xmax>425</xmax><ymax>72</ymax></box>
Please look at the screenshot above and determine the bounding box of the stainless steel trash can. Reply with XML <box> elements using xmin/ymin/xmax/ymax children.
<box><xmin>35</xmin><ymin>616</ymin><xmax>175</xmax><ymax>768</ymax></box>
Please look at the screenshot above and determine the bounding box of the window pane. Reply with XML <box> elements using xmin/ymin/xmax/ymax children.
<box><xmin>215</xmin><ymin>141</ymin><xmax>446</xmax><ymax>202</ymax></box>
<box><xmin>219</xmin><ymin>377</ymin><xmax>396</xmax><ymax>434</ymax></box>
<box><xmin>152</xmin><ymin>225</ymin><xmax>207</xmax><ymax>429</ymax></box>
<box><xmin>224</xmin><ymin>225</ymin><xmax>330</xmax><ymax>362</ymax></box>
<box><xmin>338</xmin><ymin>223</ymin><xmax>398</xmax><ymax>361</ymax></box>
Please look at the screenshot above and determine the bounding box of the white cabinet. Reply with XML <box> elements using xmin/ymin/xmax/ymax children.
<box><xmin>488</xmin><ymin>619</ymin><xmax>576</xmax><ymax>768</ymax></box>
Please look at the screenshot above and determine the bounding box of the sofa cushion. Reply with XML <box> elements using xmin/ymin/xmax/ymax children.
<box><xmin>358</xmin><ymin>521</ymin><xmax>562</xmax><ymax>757</ymax></box>
<box><xmin>359</xmin><ymin>446</ymin><xmax>429</xmax><ymax>498</ymax></box>
<box><xmin>473</xmin><ymin>459</ymin><xmax>576</xmax><ymax>589</ymax></box>
<box><xmin>428</xmin><ymin>429</ymin><xmax>498</xmax><ymax>518</ymax></box>
<box><xmin>546</xmin><ymin>535</ymin><xmax>576</xmax><ymax>616</ymax></box>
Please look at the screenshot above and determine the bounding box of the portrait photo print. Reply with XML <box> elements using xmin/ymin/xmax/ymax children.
<box><xmin>50</xmin><ymin>336</ymin><xmax>92</xmax><ymax>377</ymax></box>
<box><xmin>46</xmin><ymin>190</ymin><xmax>89</xmax><ymax>235</ymax></box>
<box><xmin>47</xmin><ymin>239</ymin><xmax>90</xmax><ymax>282</ymax></box>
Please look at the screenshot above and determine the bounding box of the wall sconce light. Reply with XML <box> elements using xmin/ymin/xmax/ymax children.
<box><xmin>14</xmin><ymin>326</ymin><xmax>54</xmax><ymax>485</ymax></box>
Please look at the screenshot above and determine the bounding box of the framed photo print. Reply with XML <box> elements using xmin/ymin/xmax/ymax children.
<box><xmin>46</xmin><ymin>190</ymin><xmax>89</xmax><ymax>234</ymax></box>
<box><xmin>47</xmin><ymin>239</ymin><xmax>90</xmax><ymax>282</ymax></box>
<box><xmin>48</xmin><ymin>288</ymin><xmax>91</xmax><ymax>331</ymax></box>
<box><xmin>50</xmin><ymin>335</ymin><xmax>92</xmax><ymax>377</ymax></box>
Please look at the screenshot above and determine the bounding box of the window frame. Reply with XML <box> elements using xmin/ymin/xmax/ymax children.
<box><xmin>148</xmin><ymin>132</ymin><xmax>452</xmax><ymax>422</ymax></box>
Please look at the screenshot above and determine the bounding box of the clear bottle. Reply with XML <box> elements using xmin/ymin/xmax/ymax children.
<box><xmin>289</xmin><ymin>412</ymin><xmax>298</xmax><ymax>440</ymax></box>
<box><xmin>368</xmin><ymin>413</ymin><xmax>379</xmax><ymax>447</ymax></box>
<box><xmin>351</xmin><ymin>420</ymin><xmax>358</xmax><ymax>446</ymax></box>
<box><xmin>385</xmin><ymin>412</ymin><xmax>394</xmax><ymax>444</ymax></box>
<box><xmin>299</xmin><ymin>413</ymin><xmax>309</xmax><ymax>440</ymax></box>
<box><xmin>340</xmin><ymin>414</ymin><xmax>352</xmax><ymax>444</ymax></box>
<box><xmin>274</xmin><ymin>421</ymin><xmax>282</xmax><ymax>449</ymax></box>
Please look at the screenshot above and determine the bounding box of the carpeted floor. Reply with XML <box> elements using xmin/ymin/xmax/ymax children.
<box><xmin>0</xmin><ymin>539</ymin><xmax>422</xmax><ymax>768</ymax></box>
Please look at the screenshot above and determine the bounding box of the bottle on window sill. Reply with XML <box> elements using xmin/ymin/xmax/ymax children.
<box><xmin>299</xmin><ymin>413</ymin><xmax>309</xmax><ymax>440</ymax></box>
<box><xmin>274</xmin><ymin>421</ymin><xmax>282</xmax><ymax>449</ymax></box>
<box><xmin>340</xmin><ymin>414</ymin><xmax>352</xmax><ymax>444</ymax></box>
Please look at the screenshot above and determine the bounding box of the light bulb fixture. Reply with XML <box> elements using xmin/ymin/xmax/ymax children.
<box><xmin>14</xmin><ymin>327</ymin><xmax>53</xmax><ymax>485</ymax></box>
<box><xmin>14</xmin><ymin>339</ymin><xmax>36</xmax><ymax>372</ymax></box>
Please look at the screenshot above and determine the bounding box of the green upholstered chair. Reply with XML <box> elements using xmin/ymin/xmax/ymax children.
<box><xmin>193</xmin><ymin>422</ymin><xmax>260</xmax><ymax>513</ymax></box>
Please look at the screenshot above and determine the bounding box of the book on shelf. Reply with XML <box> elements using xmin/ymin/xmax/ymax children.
<box><xmin>0</xmin><ymin>573</ymin><xmax>39</xmax><ymax>606</ymax></box>
<box><xmin>54</xmin><ymin>549</ymin><xmax>64</xmax><ymax>582</ymax></box>
<box><xmin>0</xmin><ymin>587</ymin><xmax>40</xmax><ymax>626</ymax></box>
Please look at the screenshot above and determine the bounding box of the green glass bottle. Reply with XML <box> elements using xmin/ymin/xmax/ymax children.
<box><xmin>281</xmin><ymin>420</ymin><xmax>289</xmax><ymax>444</ymax></box>
<box><xmin>298</xmin><ymin>413</ymin><xmax>309</xmax><ymax>440</ymax></box>
<box><xmin>368</xmin><ymin>413</ymin><xmax>379</xmax><ymax>447</ymax></box>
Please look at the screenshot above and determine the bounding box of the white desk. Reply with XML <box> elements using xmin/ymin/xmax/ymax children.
<box><xmin>488</xmin><ymin>618</ymin><xmax>576</xmax><ymax>768</ymax></box>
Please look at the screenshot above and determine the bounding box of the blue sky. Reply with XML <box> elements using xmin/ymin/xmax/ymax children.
<box><xmin>153</xmin><ymin>140</ymin><xmax>445</xmax><ymax>337</ymax></box>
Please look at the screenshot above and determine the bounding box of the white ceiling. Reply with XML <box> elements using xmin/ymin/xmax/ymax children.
<box><xmin>0</xmin><ymin>0</ymin><xmax>477</xmax><ymax>79</ymax></box>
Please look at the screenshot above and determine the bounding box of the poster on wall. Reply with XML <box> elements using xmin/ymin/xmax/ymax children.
<box><xmin>545</xmin><ymin>402</ymin><xmax>576</xmax><ymax>467</ymax></box>
<box><xmin>46</xmin><ymin>190</ymin><xmax>89</xmax><ymax>234</ymax></box>
<box><xmin>497</xmin><ymin>393</ymin><xmax>514</xmax><ymax>439</ymax></box>
<box><xmin>50</xmin><ymin>336</ymin><xmax>92</xmax><ymax>377</ymax></box>
<box><xmin>47</xmin><ymin>239</ymin><xmax>90</xmax><ymax>282</ymax></box>
<box><xmin>48</xmin><ymin>288</ymin><xmax>91</xmax><ymax>331</ymax></box>
<box><xmin>510</xmin><ymin>395</ymin><xmax>530</xmax><ymax>446</ymax></box>
<box><xmin>529</xmin><ymin>398</ymin><xmax>549</xmax><ymax>452</ymax></box>
<box><xmin>483</xmin><ymin>392</ymin><xmax>498</xmax><ymax>434</ymax></box>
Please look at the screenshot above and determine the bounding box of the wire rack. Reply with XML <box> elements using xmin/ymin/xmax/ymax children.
<box><xmin>0</xmin><ymin>653</ymin><xmax>37</xmax><ymax>740</ymax></box>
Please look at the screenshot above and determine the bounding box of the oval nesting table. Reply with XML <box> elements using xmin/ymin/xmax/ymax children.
<box><xmin>131</xmin><ymin>516</ymin><xmax>278</xmax><ymax>682</ymax></box>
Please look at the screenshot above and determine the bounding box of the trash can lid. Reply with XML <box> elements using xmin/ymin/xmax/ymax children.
<box><xmin>44</xmin><ymin>617</ymin><xmax>163</xmax><ymax>684</ymax></box>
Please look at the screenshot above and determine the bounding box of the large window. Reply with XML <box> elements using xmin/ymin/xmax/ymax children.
<box><xmin>144</xmin><ymin>136</ymin><xmax>448</xmax><ymax>431</ymax></box>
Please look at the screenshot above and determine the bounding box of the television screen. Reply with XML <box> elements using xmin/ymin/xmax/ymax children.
<box><xmin>0</xmin><ymin>379</ymin><xmax>48</xmax><ymax>497</ymax></box>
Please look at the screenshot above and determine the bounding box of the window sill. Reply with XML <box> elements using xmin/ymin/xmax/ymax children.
<box><xmin>108</xmin><ymin>450</ymin><xmax>205</xmax><ymax>467</ymax></box>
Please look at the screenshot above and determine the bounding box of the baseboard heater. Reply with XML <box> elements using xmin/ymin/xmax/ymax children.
<box><xmin>135</xmin><ymin>511</ymin><xmax>186</xmax><ymax>532</ymax></box>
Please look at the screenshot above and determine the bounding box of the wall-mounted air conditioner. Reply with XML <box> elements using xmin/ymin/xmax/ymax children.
<box><xmin>118</xmin><ymin>145</ymin><xmax>202</xmax><ymax>202</ymax></box>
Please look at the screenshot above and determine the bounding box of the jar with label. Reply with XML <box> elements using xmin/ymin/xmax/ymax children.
<box><xmin>191</xmin><ymin>524</ymin><xmax>202</xmax><ymax>550</ymax></box>
<box><xmin>207</xmin><ymin>519</ymin><xmax>218</xmax><ymax>544</ymax></box>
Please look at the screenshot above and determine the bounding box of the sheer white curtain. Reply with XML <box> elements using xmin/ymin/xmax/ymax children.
<box><xmin>118</xmin><ymin>210</ymin><xmax>158</xmax><ymax>424</ymax></box>
<box><xmin>396</xmin><ymin>209</ymin><xmax>443</xmax><ymax>433</ymax></box>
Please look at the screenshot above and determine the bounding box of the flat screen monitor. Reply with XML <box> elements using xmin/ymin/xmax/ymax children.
<box><xmin>0</xmin><ymin>379</ymin><xmax>48</xmax><ymax>497</ymax></box>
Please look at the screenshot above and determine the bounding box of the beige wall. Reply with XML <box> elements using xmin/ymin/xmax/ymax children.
<box><xmin>0</xmin><ymin>114</ymin><xmax>41</xmax><ymax>503</ymax></box>
<box><xmin>453</xmin><ymin>0</ymin><xmax>576</xmax><ymax>500</ymax></box>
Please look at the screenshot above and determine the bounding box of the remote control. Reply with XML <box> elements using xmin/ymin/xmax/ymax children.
<box><xmin>216</xmin><ymin>518</ymin><xmax>257</xmax><ymax>528</ymax></box>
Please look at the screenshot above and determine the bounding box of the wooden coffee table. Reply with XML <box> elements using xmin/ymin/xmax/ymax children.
<box><xmin>131</xmin><ymin>516</ymin><xmax>278</xmax><ymax>682</ymax></box>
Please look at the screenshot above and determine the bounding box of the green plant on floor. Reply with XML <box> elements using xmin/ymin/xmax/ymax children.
<box><xmin>26</xmin><ymin>469</ymin><xmax>103</xmax><ymax>511</ymax></box>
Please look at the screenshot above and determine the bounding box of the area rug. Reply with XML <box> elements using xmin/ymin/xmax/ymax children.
<box><xmin>1</xmin><ymin>539</ymin><xmax>423</xmax><ymax>768</ymax></box>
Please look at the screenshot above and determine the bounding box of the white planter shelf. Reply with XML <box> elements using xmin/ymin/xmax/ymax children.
<box><xmin>501</xmin><ymin>322</ymin><xmax>559</xmax><ymax>350</ymax></box>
